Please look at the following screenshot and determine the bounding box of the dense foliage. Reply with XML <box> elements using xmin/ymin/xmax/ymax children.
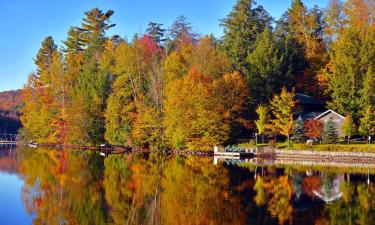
<box><xmin>20</xmin><ymin>0</ymin><xmax>375</xmax><ymax>150</ymax></box>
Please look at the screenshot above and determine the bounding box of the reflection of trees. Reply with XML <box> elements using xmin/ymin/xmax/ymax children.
<box><xmin>103</xmin><ymin>153</ymin><xmax>162</xmax><ymax>225</ymax></box>
<box><xmin>104</xmin><ymin>155</ymin><xmax>245</xmax><ymax>225</ymax></box>
<box><xmin>267</xmin><ymin>176</ymin><xmax>293</xmax><ymax>225</ymax></box>
<box><xmin>253</xmin><ymin>172</ymin><xmax>293</xmax><ymax>225</ymax></box>
<box><xmin>18</xmin><ymin>148</ymin><xmax>106</xmax><ymax>225</ymax></box>
<box><xmin>254</xmin><ymin>177</ymin><xmax>266</xmax><ymax>205</ymax></box>
<box><xmin>18</xmin><ymin>148</ymin><xmax>375</xmax><ymax>225</ymax></box>
<box><xmin>161</xmin><ymin>156</ymin><xmax>244</xmax><ymax>225</ymax></box>
<box><xmin>324</xmin><ymin>183</ymin><xmax>375</xmax><ymax>225</ymax></box>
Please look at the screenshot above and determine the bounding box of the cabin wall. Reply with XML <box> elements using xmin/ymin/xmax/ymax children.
<box><xmin>317</xmin><ymin>112</ymin><xmax>345</xmax><ymax>137</ymax></box>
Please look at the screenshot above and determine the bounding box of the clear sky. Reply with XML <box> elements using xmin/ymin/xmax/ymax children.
<box><xmin>0</xmin><ymin>0</ymin><xmax>329</xmax><ymax>92</ymax></box>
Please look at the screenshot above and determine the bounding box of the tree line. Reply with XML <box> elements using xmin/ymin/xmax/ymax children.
<box><xmin>21</xmin><ymin>0</ymin><xmax>375</xmax><ymax>150</ymax></box>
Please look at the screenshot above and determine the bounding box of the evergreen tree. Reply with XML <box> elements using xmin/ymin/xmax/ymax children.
<box><xmin>221</xmin><ymin>0</ymin><xmax>271</xmax><ymax>71</ymax></box>
<box><xmin>62</xmin><ymin>27</ymin><xmax>85</xmax><ymax>54</ymax></box>
<box><xmin>146</xmin><ymin>22</ymin><xmax>166</xmax><ymax>46</ymax></box>
<box><xmin>341</xmin><ymin>115</ymin><xmax>356</xmax><ymax>143</ymax></box>
<box><xmin>323</xmin><ymin>118</ymin><xmax>338</xmax><ymax>144</ymax></box>
<box><xmin>169</xmin><ymin>15</ymin><xmax>195</xmax><ymax>41</ymax></box>
<box><xmin>292</xmin><ymin>115</ymin><xmax>305</xmax><ymax>143</ymax></box>
<box><xmin>166</xmin><ymin>15</ymin><xmax>197</xmax><ymax>52</ymax></box>
<box><xmin>247</xmin><ymin>28</ymin><xmax>286</xmax><ymax>104</ymax></box>
<box><xmin>34</xmin><ymin>36</ymin><xmax>57</xmax><ymax>78</ymax></box>
<box><xmin>67</xmin><ymin>8</ymin><xmax>115</xmax><ymax>145</ymax></box>
<box><xmin>78</xmin><ymin>8</ymin><xmax>115</xmax><ymax>47</ymax></box>
<box><xmin>275</xmin><ymin>1</ymin><xmax>328</xmax><ymax>98</ymax></box>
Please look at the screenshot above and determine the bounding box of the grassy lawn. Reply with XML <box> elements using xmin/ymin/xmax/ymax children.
<box><xmin>236</xmin><ymin>140</ymin><xmax>375</xmax><ymax>152</ymax></box>
<box><xmin>291</xmin><ymin>143</ymin><xmax>375</xmax><ymax>152</ymax></box>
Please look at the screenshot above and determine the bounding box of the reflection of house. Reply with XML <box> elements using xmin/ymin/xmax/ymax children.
<box><xmin>313</xmin><ymin>174</ymin><xmax>344</xmax><ymax>203</ymax></box>
<box><xmin>295</xmin><ymin>93</ymin><xmax>326</xmax><ymax>120</ymax></box>
<box><xmin>314</xmin><ymin>110</ymin><xmax>345</xmax><ymax>137</ymax></box>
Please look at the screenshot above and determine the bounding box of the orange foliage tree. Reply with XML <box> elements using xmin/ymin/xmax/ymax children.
<box><xmin>303</xmin><ymin>119</ymin><xmax>324</xmax><ymax>139</ymax></box>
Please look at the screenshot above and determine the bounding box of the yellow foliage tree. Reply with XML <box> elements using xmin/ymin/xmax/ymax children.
<box><xmin>164</xmin><ymin>68</ymin><xmax>230</xmax><ymax>151</ymax></box>
<box><xmin>269</xmin><ymin>88</ymin><xmax>296</xmax><ymax>141</ymax></box>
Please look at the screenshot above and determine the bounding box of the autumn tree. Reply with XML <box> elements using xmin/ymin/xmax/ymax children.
<box><xmin>20</xmin><ymin>37</ymin><xmax>62</xmax><ymax>143</ymax></box>
<box><xmin>213</xmin><ymin>71</ymin><xmax>250</xmax><ymax>140</ymax></box>
<box><xmin>328</xmin><ymin>0</ymin><xmax>375</xmax><ymax>119</ymax></box>
<box><xmin>164</xmin><ymin>68</ymin><xmax>230</xmax><ymax>150</ymax></box>
<box><xmin>304</xmin><ymin>119</ymin><xmax>324</xmax><ymax>140</ymax></box>
<box><xmin>269</xmin><ymin>88</ymin><xmax>296</xmax><ymax>141</ymax></box>
<box><xmin>104</xmin><ymin>74</ymin><xmax>135</xmax><ymax>146</ymax></box>
<box><xmin>358</xmin><ymin>106</ymin><xmax>375</xmax><ymax>138</ymax></box>
<box><xmin>191</xmin><ymin>36</ymin><xmax>230</xmax><ymax>79</ymax></box>
<box><xmin>255</xmin><ymin>105</ymin><xmax>270</xmax><ymax>143</ymax></box>
<box><xmin>341</xmin><ymin>114</ymin><xmax>356</xmax><ymax>143</ymax></box>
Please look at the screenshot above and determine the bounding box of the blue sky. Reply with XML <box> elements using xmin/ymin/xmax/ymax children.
<box><xmin>0</xmin><ymin>0</ymin><xmax>328</xmax><ymax>92</ymax></box>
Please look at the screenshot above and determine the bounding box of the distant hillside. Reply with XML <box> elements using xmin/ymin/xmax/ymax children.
<box><xmin>0</xmin><ymin>90</ymin><xmax>22</xmax><ymax>134</ymax></box>
<box><xmin>0</xmin><ymin>90</ymin><xmax>23</xmax><ymax>111</ymax></box>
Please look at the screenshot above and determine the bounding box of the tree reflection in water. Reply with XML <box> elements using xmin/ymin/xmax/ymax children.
<box><xmin>19</xmin><ymin>148</ymin><xmax>106</xmax><ymax>225</ymax></box>
<box><xmin>15</xmin><ymin>148</ymin><xmax>375</xmax><ymax>225</ymax></box>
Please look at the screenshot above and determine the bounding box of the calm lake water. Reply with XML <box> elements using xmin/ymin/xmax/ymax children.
<box><xmin>0</xmin><ymin>145</ymin><xmax>374</xmax><ymax>225</ymax></box>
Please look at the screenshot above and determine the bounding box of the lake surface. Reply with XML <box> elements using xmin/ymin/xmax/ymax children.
<box><xmin>0</xmin><ymin>145</ymin><xmax>374</xmax><ymax>225</ymax></box>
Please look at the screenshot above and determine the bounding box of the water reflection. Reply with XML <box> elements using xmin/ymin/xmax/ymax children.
<box><xmin>0</xmin><ymin>147</ymin><xmax>374</xmax><ymax>225</ymax></box>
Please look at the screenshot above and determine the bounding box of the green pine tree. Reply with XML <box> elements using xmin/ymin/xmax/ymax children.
<box><xmin>247</xmin><ymin>27</ymin><xmax>287</xmax><ymax>104</ymax></box>
<box><xmin>67</xmin><ymin>8</ymin><xmax>115</xmax><ymax>145</ymax></box>
<box><xmin>221</xmin><ymin>0</ymin><xmax>271</xmax><ymax>71</ymax></box>
<box><xmin>292</xmin><ymin>115</ymin><xmax>305</xmax><ymax>143</ymax></box>
<box><xmin>146</xmin><ymin>22</ymin><xmax>166</xmax><ymax>46</ymax></box>
<box><xmin>323</xmin><ymin>118</ymin><xmax>338</xmax><ymax>144</ymax></box>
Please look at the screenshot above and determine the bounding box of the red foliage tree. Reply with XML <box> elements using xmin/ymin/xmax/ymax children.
<box><xmin>139</xmin><ymin>34</ymin><xmax>163</xmax><ymax>63</ymax></box>
<box><xmin>303</xmin><ymin>119</ymin><xmax>324</xmax><ymax>139</ymax></box>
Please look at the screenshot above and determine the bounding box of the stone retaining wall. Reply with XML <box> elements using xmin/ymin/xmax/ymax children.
<box><xmin>273</xmin><ymin>149</ymin><xmax>375</xmax><ymax>163</ymax></box>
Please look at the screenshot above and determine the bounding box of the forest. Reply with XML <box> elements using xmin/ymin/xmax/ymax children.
<box><xmin>20</xmin><ymin>0</ymin><xmax>375</xmax><ymax>150</ymax></box>
<box><xmin>0</xmin><ymin>90</ymin><xmax>22</xmax><ymax>134</ymax></box>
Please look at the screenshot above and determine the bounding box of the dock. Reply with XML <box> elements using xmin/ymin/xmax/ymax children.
<box><xmin>213</xmin><ymin>146</ymin><xmax>255</xmax><ymax>164</ymax></box>
<box><xmin>214</xmin><ymin>151</ymin><xmax>253</xmax><ymax>158</ymax></box>
<box><xmin>0</xmin><ymin>141</ymin><xmax>16</xmax><ymax>145</ymax></box>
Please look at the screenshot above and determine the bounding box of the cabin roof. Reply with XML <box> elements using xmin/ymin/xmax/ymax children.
<box><xmin>295</xmin><ymin>93</ymin><xmax>323</xmax><ymax>105</ymax></box>
<box><xmin>314</xmin><ymin>109</ymin><xmax>345</xmax><ymax>120</ymax></box>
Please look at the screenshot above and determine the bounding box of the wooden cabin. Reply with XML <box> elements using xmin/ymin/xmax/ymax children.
<box><xmin>314</xmin><ymin>110</ymin><xmax>345</xmax><ymax>137</ymax></box>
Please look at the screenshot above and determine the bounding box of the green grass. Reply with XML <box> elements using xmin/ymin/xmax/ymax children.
<box><xmin>236</xmin><ymin>140</ymin><xmax>375</xmax><ymax>153</ymax></box>
<box><xmin>291</xmin><ymin>143</ymin><xmax>375</xmax><ymax>152</ymax></box>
